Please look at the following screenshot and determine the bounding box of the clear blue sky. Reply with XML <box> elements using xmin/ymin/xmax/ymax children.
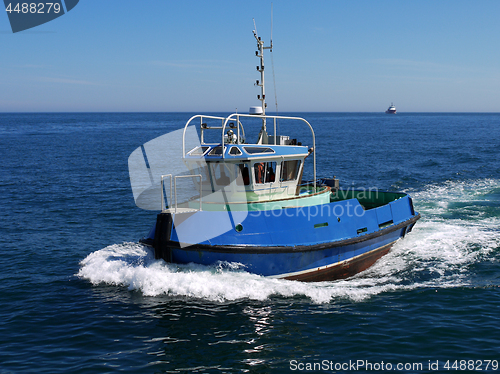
<box><xmin>1</xmin><ymin>0</ymin><xmax>499</xmax><ymax>112</ymax></box>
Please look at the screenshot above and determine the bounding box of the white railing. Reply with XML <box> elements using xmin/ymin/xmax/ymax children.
<box><xmin>161</xmin><ymin>174</ymin><xmax>202</xmax><ymax>213</ymax></box>
<box><xmin>181</xmin><ymin>113</ymin><xmax>317</xmax><ymax>189</ymax></box>
<box><xmin>222</xmin><ymin>113</ymin><xmax>316</xmax><ymax>189</ymax></box>
<box><xmin>160</xmin><ymin>174</ymin><xmax>172</xmax><ymax>212</ymax></box>
<box><xmin>182</xmin><ymin>114</ymin><xmax>246</xmax><ymax>154</ymax></box>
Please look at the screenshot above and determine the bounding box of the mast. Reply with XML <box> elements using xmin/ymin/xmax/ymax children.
<box><xmin>253</xmin><ymin>20</ymin><xmax>272</xmax><ymax>144</ymax></box>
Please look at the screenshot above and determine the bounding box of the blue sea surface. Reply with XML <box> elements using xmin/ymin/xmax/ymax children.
<box><xmin>0</xmin><ymin>112</ymin><xmax>499</xmax><ymax>373</ymax></box>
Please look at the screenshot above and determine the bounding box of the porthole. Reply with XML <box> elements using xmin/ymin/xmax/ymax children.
<box><xmin>235</xmin><ymin>224</ymin><xmax>243</xmax><ymax>232</ymax></box>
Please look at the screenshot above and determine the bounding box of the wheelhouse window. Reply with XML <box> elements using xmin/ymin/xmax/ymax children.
<box><xmin>188</xmin><ymin>146</ymin><xmax>209</xmax><ymax>156</ymax></box>
<box><xmin>189</xmin><ymin>161</ymin><xmax>212</xmax><ymax>192</ymax></box>
<box><xmin>280</xmin><ymin>160</ymin><xmax>301</xmax><ymax>182</ymax></box>
<box><xmin>209</xmin><ymin>162</ymin><xmax>231</xmax><ymax>187</ymax></box>
<box><xmin>235</xmin><ymin>163</ymin><xmax>250</xmax><ymax>186</ymax></box>
<box><xmin>192</xmin><ymin>161</ymin><xmax>210</xmax><ymax>182</ymax></box>
<box><xmin>254</xmin><ymin>162</ymin><xmax>277</xmax><ymax>184</ymax></box>
<box><xmin>243</xmin><ymin>147</ymin><xmax>275</xmax><ymax>154</ymax></box>
<box><xmin>208</xmin><ymin>146</ymin><xmax>224</xmax><ymax>156</ymax></box>
<box><xmin>229</xmin><ymin>146</ymin><xmax>242</xmax><ymax>156</ymax></box>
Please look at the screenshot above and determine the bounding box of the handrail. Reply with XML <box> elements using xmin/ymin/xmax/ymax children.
<box><xmin>181</xmin><ymin>113</ymin><xmax>317</xmax><ymax>190</ymax></box>
<box><xmin>222</xmin><ymin>113</ymin><xmax>316</xmax><ymax>189</ymax></box>
<box><xmin>174</xmin><ymin>174</ymin><xmax>202</xmax><ymax>213</ymax></box>
<box><xmin>182</xmin><ymin>115</ymin><xmax>226</xmax><ymax>157</ymax></box>
<box><xmin>161</xmin><ymin>173</ymin><xmax>202</xmax><ymax>213</ymax></box>
<box><xmin>160</xmin><ymin>174</ymin><xmax>172</xmax><ymax>211</ymax></box>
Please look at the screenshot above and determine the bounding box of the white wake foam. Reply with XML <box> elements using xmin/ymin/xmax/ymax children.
<box><xmin>78</xmin><ymin>179</ymin><xmax>500</xmax><ymax>303</ymax></box>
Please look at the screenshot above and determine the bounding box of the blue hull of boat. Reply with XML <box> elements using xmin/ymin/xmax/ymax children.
<box><xmin>142</xmin><ymin>193</ymin><xmax>420</xmax><ymax>281</ymax></box>
<box><xmin>170</xmin><ymin>226</ymin><xmax>406</xmax><ymax>280</ymax></box>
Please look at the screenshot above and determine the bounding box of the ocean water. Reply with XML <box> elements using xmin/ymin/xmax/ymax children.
<box><xmin>0</xmin><ymin>112</ymin><xmax>499</xmax><ymax>373</ymax></box>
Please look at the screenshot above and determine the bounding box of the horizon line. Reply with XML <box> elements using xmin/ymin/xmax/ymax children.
<box><xmin>1</xmin><ymin>110</ymin><xmax>500</xmax><ymax>114</ymax></box>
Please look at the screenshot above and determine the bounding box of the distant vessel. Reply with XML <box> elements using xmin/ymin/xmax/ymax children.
<box><xmin>386</xmin><ymin>103</ymin><xmax>397</xmax><ymax>114</ymax></box>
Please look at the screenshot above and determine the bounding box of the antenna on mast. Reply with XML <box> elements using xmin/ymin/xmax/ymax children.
<box><xmin>270</xmin><ymin>3</ymin><xmax>273</xmax><ymax>51</ymax></box>
<box><xmin>269</xmin><ymin>3</ymin><xmax>278</xmax><ymax>120</ymax></box>
<box><xmin>253</xmin><ymin>17</ymin><xmax>273</xmax><ymax>143</ymax></box>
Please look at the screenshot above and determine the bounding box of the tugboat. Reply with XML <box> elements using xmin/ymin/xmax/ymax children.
<box><xmin>386</xmin><ymin>103</ymin><xmax>397</xmax><ymax>114</ymax></box>
<box><xmin>129</xmin><ymin>28</ymin><xmax>419</xmax><ymax>282</ymax></box>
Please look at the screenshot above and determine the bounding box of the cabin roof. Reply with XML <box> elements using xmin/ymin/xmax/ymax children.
<box><xmin>185</xmin><ymin>144</ymin><xmax>309</xmax><ymax>160</ymax></box>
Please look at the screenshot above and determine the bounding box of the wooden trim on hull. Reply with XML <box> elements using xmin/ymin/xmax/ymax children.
<box><xmin>280</xmin><ymin>241</ymin><xmax>394</xmax><ymax>282</ymax></box>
